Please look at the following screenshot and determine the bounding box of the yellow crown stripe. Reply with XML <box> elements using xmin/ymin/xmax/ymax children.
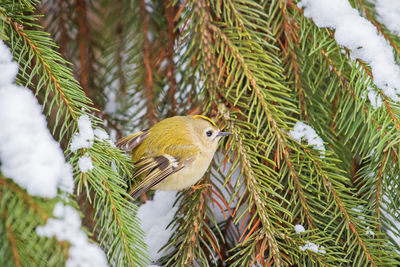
<box><xmin>192</xmin><ymin>115</ymin><xmax>216</xmax><ymax>127</ymax></box>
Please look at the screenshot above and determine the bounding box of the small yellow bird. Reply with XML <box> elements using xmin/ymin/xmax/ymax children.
<box><xmin>116</xmin><ymin>115</ymin><xmax>231</xmax><ymax>199</ymax></box>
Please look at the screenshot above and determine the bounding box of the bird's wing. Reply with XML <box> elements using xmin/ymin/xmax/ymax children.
<box><xmin>129</xmin><ymin>153</ymin><xmax>196</xmax><ymax>199</ymax></box>
<box><xmin>116</xmin><ymin>130</ymin><xmax>149</xmax><ymax>151</ymax></box>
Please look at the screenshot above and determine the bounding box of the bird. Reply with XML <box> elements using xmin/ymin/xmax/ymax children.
<box><xmin>116</xmin><ymin>115</ymin><xmax>231</xmax><ymax>199</ymax></box>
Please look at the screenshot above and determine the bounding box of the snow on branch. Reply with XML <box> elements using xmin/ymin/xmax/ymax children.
<box><xmin>0</xmin><ymin>40</ymin><xmax>108</xmax><ymax>266</ymax></box>
<box><xmin>0</xmin><ymin>41</ymin><xmax>73</xmax><ymax>197</ymax></box>
<box><xmin>295</xmin><ymin>224</ymin><xmax>306</xmax><ymax>234</ymax></box>
<box><xmin>70</xmin><ymin>114</ymin><xmax>113</xmax><ymax>173</ymax></box>
<box><xmin>299</xmin><ymin>241</ymin><xmax>326</xmax><ymax>254</ymax></box>
<box><xmin>289</xmin><ymin>122</ymin><xmax>325</xmax><ymax>156</ymax></box>
<box><xmin>298</xmin><ymin>0</ymin><xmax>400</xmax><ymax>102</ymax></box>
<box><xmin>70</xmin><ymin>114</ymin><xmax>94</xmax><ymax>152</ymax></box>
<box><xmin>295</xmin><ymin>225</ymin><xmax>326</xmax><ymax>254</ymax></box>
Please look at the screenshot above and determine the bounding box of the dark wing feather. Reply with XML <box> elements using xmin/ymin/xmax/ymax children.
<box><xmin>116</xmin><ymin>130</ymin><xmax>149</xmax><ymax>151</ymax></box>
<box><xmin>129</xmin><ymin>155</ymin><xmax>195</xmax><ymax>199</ymax></box>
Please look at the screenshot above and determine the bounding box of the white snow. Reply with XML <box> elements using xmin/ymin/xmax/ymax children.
<box><xmin>295</xmin><ymin>224</ymin><xmax>306</xmax><ymax>234</ymax></box>
<box><xmin>0</xmin><ymin>43</ymin><xmax>18</xmax><ymax>86</ymax></box>
<box><xmin>299</xmin><ymin>241</ymin><xmax>326</xmax><ymax>254</ymax></box>
<box><xmin>295</xmin><ymin>225</ymin><xmax>325</xmax><ymax>253</ymax></box>
<box><xmin>94</xmin><ymin>128</ymin><xmax>110</xmax><ymax>141</ymax></box>
<box><xmin>366</xmin><ymin>227</ymin><xmax>375</xmax><ymax>236</ymax></box>
<box><xmin>59</xmin><ymin>163</ymin><xmax>74</xmax><ymax>194</ymax></box>
<box><xmin>298</xmin><ymin>0</ymin><xmax>400</xmax><ymax>102</ymax></box>
<box><xmin>137</xmin><ymin>190</ymin><xmax>178</xmax><ymax>262</ymax></box>
<box><xmin>37</xmin><ymin>203</ymin><xmax>108</xmax><ymax>267</ymax></box>
<box><xmin>78</xmin><ymin>153</ymin><xmax>94</xmax><ymax>173</ymax></box>
<box><xmin>70</xmin><ymin>115</ymin><xmax>94</xmax><ymax>152</ymax></box>
<box><xmin>94</xmin><ymin>128</ymin><xmax>114</xmax><ymax>146</ymax></box>
<box><xmin>375</xmin><ymin>0</ymin><xmax>400</xmax><ymax>36</ymax></box>
<box><xmin>0</xmin><ymin>40</ymin><xmax>73</xmax><ymax>198</ymax></box>
<box><xmin>367</xmin><ymin>86</ymin><xmax>383</xmax><ymax>109</ymax></box>
<box><xmin>289</xmin><ymin>122</ymin><xmax>325</xmax><ymax>155</ymax></box>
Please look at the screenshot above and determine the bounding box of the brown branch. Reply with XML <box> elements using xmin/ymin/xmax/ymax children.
<box><xmin>140</xmin><ymin>0</ymin><xmax>157</xmax><ymax>126</ymax></box>
<box><xmin>76</xmin><ymin>0</ymin><xmax>90</xmax><ymax>97</ymax></box>
<box><xmin>289</xmin><ymin>50</ymin><xmax>307</xmax><ymax>119</ymax></box>
<box><xmin>320</xmin><ymin>47</ymin><xmax>394</xmax><ymax>256</ymax></box>
<box><xmin>195</xmin><ymin>0</ymin><xmax>219</xmax><ymax>87</ymax></box>
<box><xmin>164</xmin><ymin>0</ymin><xmax>178</xmax><ymax>117</ymax></box>
<box><xmin>173</xmin><ymin>0</ymin><xmax>188</xmax><ymax>22</ymax></box>
<box><xmin>57</xmin><ymin>0</ymin><xmax>69</xmax><ymax>58</ymax></box>
<box><xmin>353</xmin><ymin>58</ymin><xmax>400</xmax><ymax>130</ymax></box>
<box><xmin>297</xmin><ymin>1</ymin><xmax>399</xmax><ymax>133</ymax></box>
<box><xmin>116</xmin><ymin>0</ymin><xmax>127</xmax><ymax>96</ymax></box>
<box><xmin>378</xmin><ymin>90</ymin><xmax>400</xmax><ymax>130</ymax></box>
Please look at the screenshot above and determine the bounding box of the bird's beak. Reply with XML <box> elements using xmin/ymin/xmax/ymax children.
<box><xmin>217</xmin><ymin>131</ymin><xmax>232</xmax><ymax>137</ymax></box>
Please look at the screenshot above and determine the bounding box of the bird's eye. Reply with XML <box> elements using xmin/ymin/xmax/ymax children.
<box><xmin>206</xmin><ymin>130</ymin><xmax>213</xmax><ymax>137</ymax></box>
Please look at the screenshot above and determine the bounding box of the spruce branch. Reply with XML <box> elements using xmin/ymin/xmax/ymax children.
<box><xmin>223</xmin><ymin>113</ymin><xmax>284</xmax><ymax>266</ymax></box>
<box><xmin>287</xmin><ymin>4</ymin><xmax>400</xmax><ymax>264</ymax></box>
<box><xmin>6</xmin><ymin>16</ymin><xmax>79</xmax><ymax>120</ymax></box>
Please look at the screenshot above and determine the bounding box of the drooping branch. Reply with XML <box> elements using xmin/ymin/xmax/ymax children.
<box><xmin>140</xmin><ymin>0</ymin><xmax>157</xmax><ymax>126</ymax></box>
<box><xmin>164</xmin><ymin>0</ymin><xmax>178</xmax><ymax>116</ymax></box>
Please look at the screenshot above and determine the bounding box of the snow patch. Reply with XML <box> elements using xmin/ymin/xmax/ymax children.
<box><xmin>78</xmin><ymin>153</ymin><xmax>94</xmax><ymax>173</ymax></box>
<box><xmin>94</xmin><ymin>128</ymin><xmax>110</xmax><ymax>141</ymax></box>
<box><xmin>295</xmin><ymin>224</ymin><xmax>306</xmax><ymax>234</ymax></box>
<box><xmin>299</xmin><ymin>241</ymin><xmax>326</xmax><ymax>254</ymax></box>
<box><xmin>289</xmin><ymin>122</ymin><xmax>325</xmax><ymax>156</ymax></box>
<box><xmin>37</xmin><ymin>203</ymin><xmax>108</xmax><ymax>267</ymax></box>
<box><xmin>367</xmin><ymin>86</ymin><xmax>383</xmax><ymax>109</ymax></box>
<box><xmin>70</xmin><ymin>115</ymin><xmax>94</xmax><ymax>152</ymax></box>
<box><xmin>137</xmin><ymin>191</ymin><xmax>178</xmax><ymax>262</ymax></box>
